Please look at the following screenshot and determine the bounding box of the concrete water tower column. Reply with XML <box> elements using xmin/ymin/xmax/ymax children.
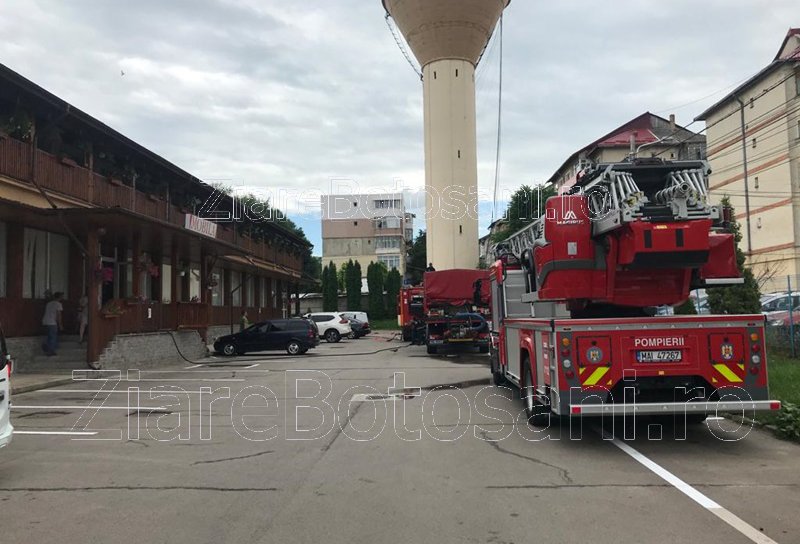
<box><xmin>383</xmin><ymin>0</ymin><xmax>509</xmax><ymax>270</ymax></box>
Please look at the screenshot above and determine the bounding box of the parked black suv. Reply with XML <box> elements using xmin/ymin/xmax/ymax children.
<box><xmin>214</xmin><ymin>319</ymin><xmax>319</xmax><ymax>356</ymax></box>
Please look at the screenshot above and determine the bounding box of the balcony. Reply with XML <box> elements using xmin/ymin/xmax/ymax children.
<box><xmin>0</xmin><ymin>135</ymin><xmax>303</xmax><ymax>272</ymax></box>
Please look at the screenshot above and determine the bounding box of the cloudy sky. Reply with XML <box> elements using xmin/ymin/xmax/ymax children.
<box><xmin>1</xmin><ymin>0</ymin><xmax>796</xmax><ymax>254</ymax></box>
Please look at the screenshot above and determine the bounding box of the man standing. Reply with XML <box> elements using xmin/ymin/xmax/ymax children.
<box><xmin>42</xmin><ymin>292</ymin><xmax>64</xmax><ymax>356</ymax></box>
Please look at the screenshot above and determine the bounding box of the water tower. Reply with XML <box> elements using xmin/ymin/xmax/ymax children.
<box><xmin>383</xmin><ymin>0</ymin><xmax>510</xmax><ymax>270</ymax></box>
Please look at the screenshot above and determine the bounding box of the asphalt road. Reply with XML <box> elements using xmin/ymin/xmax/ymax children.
<box><xmin>1</xmin><ymin>334</ymin><xmax>798</xmax><ymax>544</ymax></box>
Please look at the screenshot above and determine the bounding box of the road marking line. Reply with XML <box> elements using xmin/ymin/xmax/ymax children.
<box><xmin>26</xmin><ymin>390</ymin><xmax>214</xmax><ymax>395</ymax></box>
<box><xmin>601</xmin><ymin>429</ymin><xmax>779</xmax><ymax>544</ymax></box>
<box><xmin>14</xmin><ymin>431</ymin><xmax>98</xmax><ymax>436</ymax></box>
<box><xmin>12</xmin><ymin>405</ymin><xmax>168</xmax><ymax>411</ymax></box>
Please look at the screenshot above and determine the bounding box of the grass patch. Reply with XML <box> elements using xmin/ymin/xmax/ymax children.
<box><xmin>369</xmin><ymin>318</ymin><xmax>400</xmax><ymax>330</ymax></box>
<box><xmin>758</xmin><ymin>349</ymin><xmax>800</xmax><ymax>439</ymax></box>
<box><xmin>766</xmin><ymin>352</ymin><xmax>800</xmax><ymax>406</ymax></box>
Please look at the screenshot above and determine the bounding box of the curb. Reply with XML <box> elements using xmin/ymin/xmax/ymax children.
<box><xmin>12</xmin><ymin>377</ymin><xmax>75</xmax><ymax>395</ymax></box>
<box><xmin>724</xmin><ymin>413</ymin><xmax>780</xmax><ymax>434</ymax></box>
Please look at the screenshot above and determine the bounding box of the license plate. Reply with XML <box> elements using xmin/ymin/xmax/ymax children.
<box><xmin>636</xmin><ymin>350</ymin><xmax>682</xmax><ymax>362</ymax></box>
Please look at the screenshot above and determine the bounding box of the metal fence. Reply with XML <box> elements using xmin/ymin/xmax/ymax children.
<box><xmin>760</xmin><ymin>274</ymin><xmax>800</xmax><ymax>357</ymax></box>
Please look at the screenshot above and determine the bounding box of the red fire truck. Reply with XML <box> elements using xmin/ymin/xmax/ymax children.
<box><xmin>489</xmin><ymin>158</ymin><xmax>781</xmax><ymax>425</ymax></box>
<box><xmin>398</xmin><ymin>285</ymin><xmax>424</xmax><ymax>341</ymax></box>
<box><xmin>424</xmin><ymin>269</ymin><xmax>491</xmax><ymax>355</ymax></box>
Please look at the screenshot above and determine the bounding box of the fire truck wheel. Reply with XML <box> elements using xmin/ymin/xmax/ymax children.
<box><xmin>490</xmin><ymin>352</ymin><xmax>505</xmax><ymax>385</ymax></box>
<box><xmin>522</xmin><ymin>366</ymin><xmax>549</xmax><ymax>427</ymax></box>
<box><xmin>426</xmin><ymin>345</ymin><xmax>437</xmax><ymax>355</ymax></box>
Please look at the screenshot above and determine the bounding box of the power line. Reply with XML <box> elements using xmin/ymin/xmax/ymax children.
<box><xmin>652</xmin><ymin>69</ymin><xmax>799</xmax><ymax>159</ymax></box>
<box><xmin>707</xmin><ymin>102</ymin><xmax>800</xmax><ymax>163</ymax></box>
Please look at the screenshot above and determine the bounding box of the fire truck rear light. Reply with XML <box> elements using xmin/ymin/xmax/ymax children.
<box><xmin>562</xmin><ymin>359</ymin><xmax>572</xmax><ymax>369</ymax></box>
<box><xmin>571</xmin><ymin>406</ymin><xmax>581</xmax><ymax>415</ymax></box>
<box><xmin>751</xmin><ymin>355</ymin><xmax>761</xmax><ymax>364</ymax></box>
<box><xmin>749</xmin><ymin>366</ymin><xmax>759</xmax><ymax>375</ymax></box>
<box><xmin>751</xmin><ymin>344</ymin><xmax>760</xmax><ymax>352</ymax></box>
<box><xmin>562</xmin><ymin>338</ymin><xmax>570</xmax><ymax>347</ymax></box>
<box><xmin>561</xmin><ymin>348</ymin><xmax>570</xmax><ymax>357</ymax></box>
<box><xmin>750</xmin><ymin>333</ymin><xmax>759</xmax><ymax>342</ymax></box>
<box><xmin>770</xmin><ymin>402</ymin><xmax>782</xmax><ymax>410</ymax></box>
<box><xmin>565</xmin><ymin>370</ymin><xmax>575</xmax><ymax>379</ymax></box>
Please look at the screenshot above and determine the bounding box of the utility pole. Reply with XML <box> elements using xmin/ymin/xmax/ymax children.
<box><xmin>735</xmin><ymin>97</ymin><xmax>753</xmax><ymax>256</ymax></box>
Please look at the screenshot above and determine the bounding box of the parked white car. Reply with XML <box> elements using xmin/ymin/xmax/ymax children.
<box><xmin>340</xmin><ymin>311</ymin><xmax>369</xmax><ymax>325</ymax></box>
<box><xmin>0</xmin><ymin>330</ymin><xmax>13</xmax><ymax>449</ymax></box>
<box><xmin>304</xmin><ymin>313</ymin><xmax>352</xmax><ymax>343</ymax></box>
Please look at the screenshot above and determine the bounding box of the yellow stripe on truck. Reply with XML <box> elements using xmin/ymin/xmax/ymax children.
<box><xmin>713</xmin><ymin>363</ymin><xmax>743</xmax><ymax>383</ymax></box>
<box><xmin>583</xmin><ymin>367</ymin><xmax>610</xmax><ymax>386</ymax></box>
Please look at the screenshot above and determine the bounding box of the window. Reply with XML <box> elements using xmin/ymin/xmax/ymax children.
<box><xmin>405</xmin><ymin>228</ymin><xmax>413</xmax><ymax>241</ymax></box>
<box><xmin>796</xmin><ymin>69</ymin><xmax>800</xmax><ymax>96</ymax></box>
<box><xmin>189</xmin><ymin>266</ymin><xmax>201</xmax><ymax>301</ymax></box>
<box><xmin>378</xmin><ymin>255</ymin><xmax>401</xmax><ymax>270</ymax></box>
<box><xmin>749</xmin><ymin>97</ymin><xmax>754</xmax><ymax>109</ymax></box>
<box><xmin>0</xmin><ymin>222</ymin><xmax>6</xmax><ymax>297</ymax></box>
<box><xmin>259</xmin><ymin>277</ymin><xmax>267</xmax><ymax>307</ymax></box>
<box><xmin>245</xmin><ymin>274</ymin><xmax>255</xmax><ymax>307</ymax></box>
<box><xmin>374</xmin><ymin>199</ymin><xmax>400</xmax><ymax>209</ymax></box>
<box><xmin>377</xmin><ymin>217</ymin><xmax>400</xmax><ymax>229</ymax></box>
<box><xmin>376</xmin><ymin>236</ymin><xmax>400</xmax><ymax>250</ymax></box>
<box><xmin>752</xmin><ymin>137</ymin><xmax>757</xmax><ymax>149</ymax></box>
<box><xmin>230</xmin><ymin>270</ymin><xmax>241</xmax><ymax>306</ymax></box>
<box><xmin>22</xmin><ymin>228</ymin><xmax>69</xmax><ymax>299</ymax></box>
<box><xmin>211</xmin><ymin>267</ymin><xmax>224</xmax><ymax>306</ymax></box>
<box><xmin>161</xmin><ymin>263</ymin><xmax>172</xmax><ymax>303</ymax></box>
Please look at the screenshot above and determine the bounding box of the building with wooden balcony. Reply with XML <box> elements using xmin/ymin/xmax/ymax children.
<box><xmin>0</xmin><ymin>63</ymin><xmax>311</xmax><ymax>370</ymax></box>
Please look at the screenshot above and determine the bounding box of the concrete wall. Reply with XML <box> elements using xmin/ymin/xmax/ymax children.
<box><xmin>98</xmin><ymin>330</ymin><xmax>207</xmax><ymax>369</ymax></box>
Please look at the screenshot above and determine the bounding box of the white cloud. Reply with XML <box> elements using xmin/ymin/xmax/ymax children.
<box><xmin>0</xmin><ymin>0</ymin><xmax>796</xmax><ymax>254</ymax></box>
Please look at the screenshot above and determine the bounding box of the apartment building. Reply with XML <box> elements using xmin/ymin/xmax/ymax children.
<box><xmin>696</xmin><ymin>28</ymin><xmax>800</xmax><ymax>277</ymax></box>
<box><xmin>321</xmin><ymin>193</ymin><xmax>413</xmax><ymax>277</ymax></box>
<box><xmin>548</xmin><ymin>112</ymin><xmax>706</xmax><ymax>191</ymax></box>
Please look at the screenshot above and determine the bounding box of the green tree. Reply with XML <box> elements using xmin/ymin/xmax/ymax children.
<box><xmin>492</xmin><ymin>183</ymin><xmax>556</xmax><ymax>242</ymax></box>
<box><xmin>385</xmin><ymin>268</ymin><xmax>402</xmax><ymax>317</ymax></box>
<box><xmin>406</xmin><ymin>230</ymin><xmax>427</xmax><ymax>285</ymax></box>
<box><xmin>707</xmin><ymin>197</ymin><xmax>761</xmax><ymax>314</ymax></box>
<box><xmin>367</xmin><ymin>262</ymin><xmax>386</xmax><ymax>319</ymax></box>
<box><xmin>337</xmin><ymin>262</ymin><xmax>347</xmax><ymax>292</ymax></box>
<box><xmin>322</xmin><ymin>262</ymin><xmax>338</xmax><ymax>312</ymax></box>
<box><xmin>346</xmin><ymin>259</ymin><xmax>362</xmax><ymax>310</ymax></box>
<box><xmin>674</xmin><ymin>299</ymin><xmax>697</xmax><ymax>315</ymax></box>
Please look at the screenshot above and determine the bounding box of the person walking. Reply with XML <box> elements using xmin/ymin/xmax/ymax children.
<box><xmin>41</xmin><ymin>292</ymin><xmax>64</xmax><ymax>356</ymax></box>
<box><xmin>78</xmin><ymin>294</ymin><xmax>89</xmax><ymax>344</ymax></box>
<box><xmin>239</xmin><ymin>310</ymin><xmax>250</xmax><ymax>332</ymax></box>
